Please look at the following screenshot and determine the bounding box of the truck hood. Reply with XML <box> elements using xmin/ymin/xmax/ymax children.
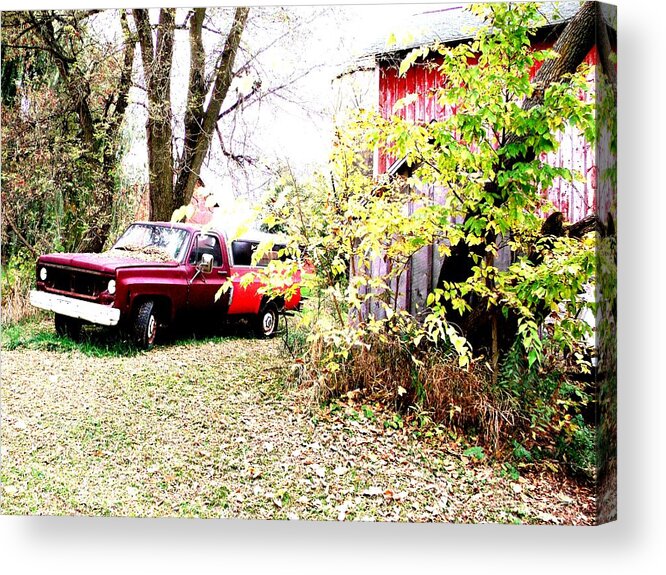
<box><xmin>39</xmin><ymin>252</ymin><xmax>179</xmax><ymax>274</ymax></box>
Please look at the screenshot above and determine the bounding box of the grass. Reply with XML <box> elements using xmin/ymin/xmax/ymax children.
<box><xmin>0</xmin><ymin>315</ymin><xmax>596</xmax><ymax>523</ymax></box>
<box><xmin>1</xmin><ymin>317</ymin><xmax>138</xmax><ymax>357</ymax></box>
<box><xmin>0</xmin><ymin>315</ymin><xmax>268</xmax><ymax>358</ymax></box>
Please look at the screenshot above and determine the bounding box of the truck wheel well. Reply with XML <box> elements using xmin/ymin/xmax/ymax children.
<box><xmin>132</xmin><ymin>295</ymin><xmax>171</xmax><ymax>323</ymax></box>
<box><xmin>261</xmin><ymin>295</ymin><xmax>284</xmax><ymax>312</ymax></box>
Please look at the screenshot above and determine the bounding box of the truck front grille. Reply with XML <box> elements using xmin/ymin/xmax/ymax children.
<box><xmin>44</xmin><ymin>267</ymin><xmax>110</xmax><ymax>299</ymax></box>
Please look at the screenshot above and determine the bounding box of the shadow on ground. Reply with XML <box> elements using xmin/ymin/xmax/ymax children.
<box><xmin>1</xmin><ymin>314</ymin><xmax>276</xmax><ymax>358</ymax></box>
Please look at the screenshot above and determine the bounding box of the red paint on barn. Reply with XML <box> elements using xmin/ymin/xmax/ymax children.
<box><xmin>376</xmin><ymin>43</ymin><xmax>599</xmax><ymax>223</ymax></box>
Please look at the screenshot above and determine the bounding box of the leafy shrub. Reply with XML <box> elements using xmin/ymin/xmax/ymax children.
<box><xmin>297</xmin><ymin>312</ymin><xmax>516</xmax><ymax>452</ymax></box>
<box><xmin>463</xmin><ymin>446</ymin><xmax>486</xmax><ymax>461</ymax></box>
<box><xmin>499</xmin><ymin>341</ymin><xmax>596</xmax><ymax>475</ymax></box>
<box><xmin>255</xmin><ymin>2</ymin><xmax>598</xmax><ymax>476</ymax></box>
<box><xmin>556</xmin><ymin>414</ymin><xmax>596</xmax><ymax>478</ymax></box>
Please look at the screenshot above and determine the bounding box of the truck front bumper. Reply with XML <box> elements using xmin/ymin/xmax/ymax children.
<box><xmin>30</xmin><ymin>290</ymin><xmax>121</xmax><ymax>326</ymax></box>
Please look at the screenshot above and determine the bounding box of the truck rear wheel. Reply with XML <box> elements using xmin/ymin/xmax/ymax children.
<box><xmin>255</xmin><ymin>302</ymin><xmax>278</xmax><ymax>338</ymax></box>
<box><xmin>133</xmin><ymin>300</ymin><xmax>158</xmax><ymax>349</ymax></box>
<box><xmin>55</xmin><ymin>313</ymin><xmax>82</xmax><ymax>341</ymax></box>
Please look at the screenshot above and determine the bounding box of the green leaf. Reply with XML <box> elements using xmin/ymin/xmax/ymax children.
<box><xmin>463</xmin><ymin>446</ymin><xmax>485</xmax><ymax>460</ymax></box>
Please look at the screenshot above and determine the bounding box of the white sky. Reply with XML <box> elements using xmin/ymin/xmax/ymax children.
<box><xmin>112</xmin><ymin>3</ymin><xmax>457</xmax><ymax>205</ymax></box>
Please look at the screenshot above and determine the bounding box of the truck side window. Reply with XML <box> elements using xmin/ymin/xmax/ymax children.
<box><xmin>232</xmin><ymin>241</ymin><xmax>286</xmax><ymax>267</ymax></box>
<box><xmin>189</xmin><ymin>234</ymin><xmax>223</xmax><ymax>267</ymax></box>
<box><xmin>231</xmin><ymin>241</ymin><xmax>254</xmax><ymax>266</ymax></box>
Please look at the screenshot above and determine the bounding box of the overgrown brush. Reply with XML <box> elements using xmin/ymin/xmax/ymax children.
<box><xmin>296</xmin><ymin>320</ymin><xmax>514</xmax><ymax>453</ymax></box>
<box><xmin>292</xmin><ymin>316</ymin><xmax>594</xmax><ymax>475</ymax></box>
<box><xmin>1</xmin><ymin>251</ymin><xmax>38</xmax><ymax>326</ymax></box>
<box><xmin>499</xmin><ymin>341</ymin><xmax>596</xmax><ymax>477</ymax></box>
<box><xmin>253</xmin><ymin>2</ymin><xmax>598</xmax><ymax>477</ymax></box>
<box><xmin>417</xmin><ymin>360</ymin><xmax>517</xmax><ymax>454</ymax></box>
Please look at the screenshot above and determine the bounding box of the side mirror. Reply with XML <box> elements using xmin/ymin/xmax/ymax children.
<box><xmin>198</xmin><ymin>253</ymin><xmax>214</xmax><ymax>274</ymax></box>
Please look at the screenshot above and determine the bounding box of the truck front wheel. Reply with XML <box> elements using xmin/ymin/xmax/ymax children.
<box><xmin>255</xmin><ymin>302</ymin><xmax>278</xmax><ymax>338</ymax></box>
<box><xmin>55</xmin><ymin>313</ymin><xmax>82</xmax><ymax>341</ymax></box>
<box><xmin>133</xmin><ymin>300</ymin><xmax>158</xmax><ymax>349</ymax></box>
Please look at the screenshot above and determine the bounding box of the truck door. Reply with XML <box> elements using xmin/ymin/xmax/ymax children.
<box><xmin>186</xmin><ymin>233</ymin><xmax>230</xmax><ymax>316</ymax></box>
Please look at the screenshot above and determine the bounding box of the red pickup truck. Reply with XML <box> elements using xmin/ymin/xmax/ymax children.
<box><xmin>29</xmin><ymin>222</ymin><xmax>301</xmax><ymax>348</ymax></box>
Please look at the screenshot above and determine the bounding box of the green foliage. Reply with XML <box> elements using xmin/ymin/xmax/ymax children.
<box><xmin>512</xmin><ymin>441</ymin><xmax>533</xmax><ymax>462</ymax></box>
<box><xmin>555</xmin><ymin>414</ymin><xmax>596</xmax><ymax>477</ymax></box>
<box><xmin>384</xmin><ymin>413</ymin><xmax>404</xmax><ymax>430</ymax></box>
<box><xmin>391</xmin><ymin>2</ymin><xmax>596</xmax><ymax>365</ymax></box>
<box><xmin>501</xmin><ymin>462</ymin><xmax>521</xmax><ymax>481</ymax></box>
<box><xmin>1</xmin><ymin>250</ymin><xmax>39</xmax><ymax>325</ymax></box>
<box><xmin>499</xmin><ymin>340</ymin><xmax>595</xmax><ymax>476</ymax></box>
<box><xmin>361</xmin><ymin>404</ymin><xmax>376</xmax><ymax>421</ymax></box>
<box><xmin>283</xmin><ymin>317</ymin><xmax>310</xmax><ymax>358</ymax></box>
<box><xmin>254</xmin><ymin>3</ymin><xmax>596</xmax><ymax>472</ymax></box>
<box><xmin>1</xmin><ymin>10</ymin><xmax>140</xmax><ymax>259</ymax></box>
<box><xmin>263</xmin><ymin>2</ymin><xmax>593</xmax><ymax>374</ymax></box>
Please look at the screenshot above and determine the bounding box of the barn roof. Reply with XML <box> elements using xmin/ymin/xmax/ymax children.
<box><xmin>362</xmin><ymin>1</ymin><xmax>583</xmax><ymax>60</ymax></box>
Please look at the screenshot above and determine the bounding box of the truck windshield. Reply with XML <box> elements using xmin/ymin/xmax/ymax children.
<box><xmin>112</xmin><ymin>224</ymin><xmax>189</xmax><ymax>262</ymax></box>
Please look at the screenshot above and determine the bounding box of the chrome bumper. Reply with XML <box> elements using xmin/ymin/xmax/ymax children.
<box><xmin>30</xmin><ymin>290</ymin><xmax>120</xmax><ymax>326</ymax></box>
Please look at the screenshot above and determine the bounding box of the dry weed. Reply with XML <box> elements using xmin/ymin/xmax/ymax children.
<box><xmin>1</xmin><ymin>269</ymin><xmax>38</xmax><ymax>326</ymax></box>
<box><xmin>302</xmin><ymin>333</ymin><xmax>520</xmax><ymax>454</ymax></box>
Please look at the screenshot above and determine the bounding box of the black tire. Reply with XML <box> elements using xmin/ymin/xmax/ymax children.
<box><xmin>54</xmin><ymin>314</ymin><xmax>82</xmax><ymax>341</ymax></box>
<box><xmin>254</xmin><ymin>302</ymin><xmax>279</xmax><ymax>338</ymax></box>
<box><xmin>133</xmin><ymin>300</ymin><xmax>158</xmax><ymax>349</ymax></box>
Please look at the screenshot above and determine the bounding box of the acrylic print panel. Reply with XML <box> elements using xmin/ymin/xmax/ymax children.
<box><xmin>0</xmin><ymin>1</ymin><xmax>616</xmax><ymax>525</ymax></box>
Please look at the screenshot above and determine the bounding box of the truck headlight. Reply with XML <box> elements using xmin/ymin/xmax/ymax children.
<box><xmin>39</xmin><ymin>267</ymin><xmax>48</xmax><ymax>281</ymax></box>
<box><xmin>107</xmin><ymin>279</ymin><xmax>116</xmax><ymax>295</ymax></box>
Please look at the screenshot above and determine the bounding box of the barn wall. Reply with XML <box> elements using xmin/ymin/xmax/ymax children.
<box><xmin>367</xmin><ymin>42</ymin><xmax>598</xmax><ymax>322</ymax></box>
<box><xmin>377</xmin><ymin>46</ymin><xmax>598</xmax><ymax>224</ymax></box>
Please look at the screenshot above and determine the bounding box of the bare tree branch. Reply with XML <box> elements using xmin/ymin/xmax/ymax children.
<box><xmin>173</xmin><ymin>6</ymin><xmax>249</xmax><ymax>210</ymax></box>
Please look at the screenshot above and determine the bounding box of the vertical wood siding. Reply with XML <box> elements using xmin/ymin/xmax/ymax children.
<box><xmin>377</xmin><ymin>46</ymin><xmax>598</xmax><ymax>223</ymax></box>
<box><xmin>370</xmin><ymin>43</ymin><xmax>598</xmax><ymax>319</ymax></box>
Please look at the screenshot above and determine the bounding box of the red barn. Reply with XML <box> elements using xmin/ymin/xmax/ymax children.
<box><xmin>336</xmin><ymin>1</ymin><xmax>615</xmax><ymax>319</ymax></box>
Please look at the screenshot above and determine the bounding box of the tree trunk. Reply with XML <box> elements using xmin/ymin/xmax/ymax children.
<box><xmin>173</xmin><ymin>6</ymin><xmax>249</xmax><ymax>210</ymax></box>
<box><xmin>135</xmin><ymin>7</ymin><xmax>249</xmax><ymax>220</ymax></box>
<box><xmin>521</xmin><ymin>2</ymin><xmax>596</xmax><ymax>113</ymax></box>
<box><xmin>174</xmin><ymin>8</ymin><xmax>206</xmax><ymax>209</ymax></box>
<box><xmin>133</xmin><ymin>8</ymin><xmax>176</xmax><ymax>222</ymax></box>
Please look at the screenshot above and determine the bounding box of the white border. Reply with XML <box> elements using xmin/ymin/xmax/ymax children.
<box><xmin>2</xmin><ymin>1</ymin><xmax>664</xmax><ymax>573</ymax></box>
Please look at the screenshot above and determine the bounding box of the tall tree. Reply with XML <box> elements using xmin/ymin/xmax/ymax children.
<box><xmin>433</xmin><ymin>1</ymin><xmax>601</xmax><ymax>361</ymax></box>
<box><xmin>132</xmin><ymin>8</ymin><xmax>176</xmax><ymax>223</ymax></box>
<box><xmin>132</xmin><ymin>7</ymin><xmax>249</xmax><ymax>221</ymax></box>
